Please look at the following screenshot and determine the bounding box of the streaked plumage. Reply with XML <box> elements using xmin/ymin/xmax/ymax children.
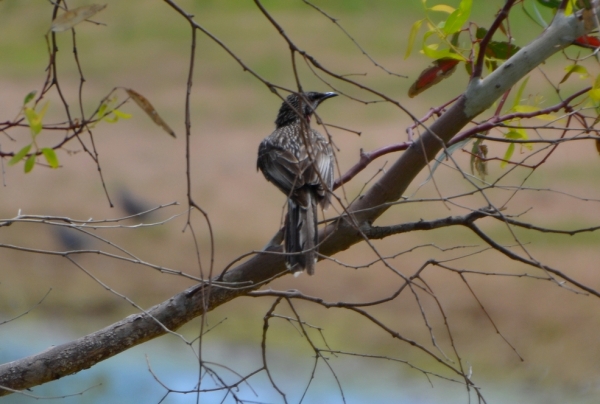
<box><xmin>257</xmin><ymin>92</ymin><xmax>337</xmax><ymax>275</ymax></box>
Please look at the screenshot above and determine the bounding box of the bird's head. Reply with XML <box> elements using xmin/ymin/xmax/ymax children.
<box><xmin>275</xmin><ymin>91</ymin><xmax>337</xmax><ymax>128</ymax></box>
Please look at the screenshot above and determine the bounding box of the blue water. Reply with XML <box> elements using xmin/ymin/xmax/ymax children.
<box><xmin>1</xmin><ymin>320</ymin><xmax>597</xmax><ymax>403</ymax></box>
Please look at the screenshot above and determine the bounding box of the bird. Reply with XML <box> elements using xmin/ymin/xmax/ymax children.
<box><xmin>257</xmin><ymin>91</ymin><xmax>337</xmax><ymax>275</ymax></box>
<box><xmin>52</xmin><ymin>226</ymin><xmax>93</xmax><ymax>251</ymax></box>
<box><xmin>116</xmin><ymin>188</ymin><xmax>154</xmax><ymax>219</ymax></box>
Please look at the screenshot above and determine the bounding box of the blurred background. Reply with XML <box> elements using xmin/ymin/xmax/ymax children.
<box><xmin>1</xmin><ymin>1</ymin><xmax>600</xmax><ymax>403</ymax></box>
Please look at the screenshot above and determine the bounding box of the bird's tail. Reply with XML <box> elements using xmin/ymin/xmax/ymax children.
<box><xmin>285</xmin><ymin>193</ymin><xmax>318</xmax><ymax>275</ymax></box>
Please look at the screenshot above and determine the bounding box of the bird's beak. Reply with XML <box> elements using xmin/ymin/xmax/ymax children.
<box><xmin>316</xmin><ymin>92</ymin><xmax>337</xmax><ymax>105</ymax></box>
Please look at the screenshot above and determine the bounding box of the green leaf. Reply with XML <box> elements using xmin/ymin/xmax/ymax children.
<box><xmin>405</xmin><ymin>19</ymin><xmax>424</xmax><ymax>59</ymax></box>
<box><xmin>24</xmin><ymin>154</ymin><xmax>36</xmax><ymax>173</ymax></box>
<box><xmin>589</xmin><ymin>88</ymin><xmax>600</xmax><ymax>101</ymax></box>
<box><xmin>560</xmin><ymin>64</ymin><xmax>588</xmax><ymax>84</ymax></box>
<box><xmin>450</xmin><ymin>31</ymin><xmax>460</xmax><ymax>47</ymax></box>
<box><xmin>476</xmin><ymin>27</ymin><xmax>487</xmax><ymax>40</ymax></box>
<box><xmin>37</xmin><ymin>102</ymin><xmax>50</xmax><ymax>122</ymax></box>
<box><xmin>41</xmin><ymin>148</ymin><xmax>59</xmax><ymax>168</ymax></box>
<box><xmin>24</xmin><ymin>102</ymin><xmax>49</xmax><ymax>136</ymax></box>
<box><xmin>505</xmin><ymin>128</ymin><xmax>528</xmax><ymax>140</ymax></box>
<box><xmin>564</xmin><ymin>0</ymin><xmax>574</xmax><ymax>15</ymax></box>
<box><xmin>23</xmin><ymin>91</ymin><xmax>37</xmax><ymax>105</ymax></box>
<box><xmin>501</xmin><ymin>143</ymin><xmax>515</xmax><ymax>168</ymax></box>
<box><xmin>24</xmin><ymin>107</ymin><xmax>40</xmax><ymax>135</ymax></box>
<box><xmin>589</xmin><ymin>76</ymin><xmax>600</xmax><ymax>101</ymax></box>
<box><xmin>8</xmin><ymin>144</ymin><xmax>32</xmax><ymax>166</ymax></box>
<box><xmin>97</xmin><ymin>102</ymin><xmax>108</xmax><ymax>118</ymax></box>
<box><xmin>593</xmin><ymin>74</ymin><xmax>600</xmax><ymax>90</ymax></box>
<box><xmin>103</xmin><ymin>115</ymin><xmax>119</xmax><ymax>123</ymax></box>
<box><xmin>512</xmin><ymin>77</ymin><xmax>530</xmax><ymax>110</ymax></box>
<box><xmin>485</xmin><ymin>59</ymin><xmax>499</xmax><ymax>72</ymax></box>
<box><xmin>513</xmin><ymin>105</ymin><xmax>540</xmax><ymax>114</ymax></box>
<box><xmin>422</xmin><ymin>44</ymin><xmax>443</xmax><ymax>59</ymax></box>
<box><xmin>430</xmin><ymin>5</ymin><xmax>455</xmax><ymax>13</ymax></box>
<box><xmin>422</xmin><ymin>44</ymin><xmax>465</xmax><ymax>60</ymax></box>
<box><xmin>505</xmin><ymin>128</ymin><xmax>533</xmax><ymax>151</ymax></box>
<box><xmin>113</xmin><ymin>109</ymin><xmax>132</xmax><ymax>119</ymax></box>
<box><xmin>103</xmin><ymin>108</ymin><xmax>132</xmax><ymax>123</ymax></box>
<box><xmin>443</xmin><ymin>0</ymin><xmax>472</xmax><ymax>35</ymax></box>
<box><xmin>522</xmin><ymin>0</ymin><xmax>550</xmax><ymax>28</ymax></box>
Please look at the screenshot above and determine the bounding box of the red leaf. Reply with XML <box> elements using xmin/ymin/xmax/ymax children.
<box><xmin>408</xmin><ymin>58</ymin><xmax>459</xmax><ymax>98</ymax></box>
<box><xmin>573</xmin><ymin>35</ymin><xmax>600</xmax><ymax>49</ymax></box>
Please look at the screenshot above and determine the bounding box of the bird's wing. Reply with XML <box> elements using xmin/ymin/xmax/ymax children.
<box><xmin>258</xmin><ymin>128</ymin><xmax>334</xmax><ymax>208</ymax></box>
<box><xmin>258</xmin><ymin>143</ymin><xmax>305</xmax><ymax>195</ymax></box>
<box><xmin>301</xmin><ymin>131</ymin><xmax>334</xmax><ymax>207</ymax></box>
<box><xmin>315</xmin><ymin>147</ymin><xmax>334</xmax><ymax>208</ymax></box>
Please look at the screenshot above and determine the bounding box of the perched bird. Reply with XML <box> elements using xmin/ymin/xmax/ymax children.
<box><xmin>257</xmin><ymin>91</ymin><xmax>337</xmax><ymax>275</ymax></box>
<box><xmin>116</xmin><ymin>188</ymin><xmax>154</xmax><ymax>220</ymax></box>
<box><xmin>52</xmin><ymin>226</ymin><xmax>93</xmax><ymax>251</ymax></box>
